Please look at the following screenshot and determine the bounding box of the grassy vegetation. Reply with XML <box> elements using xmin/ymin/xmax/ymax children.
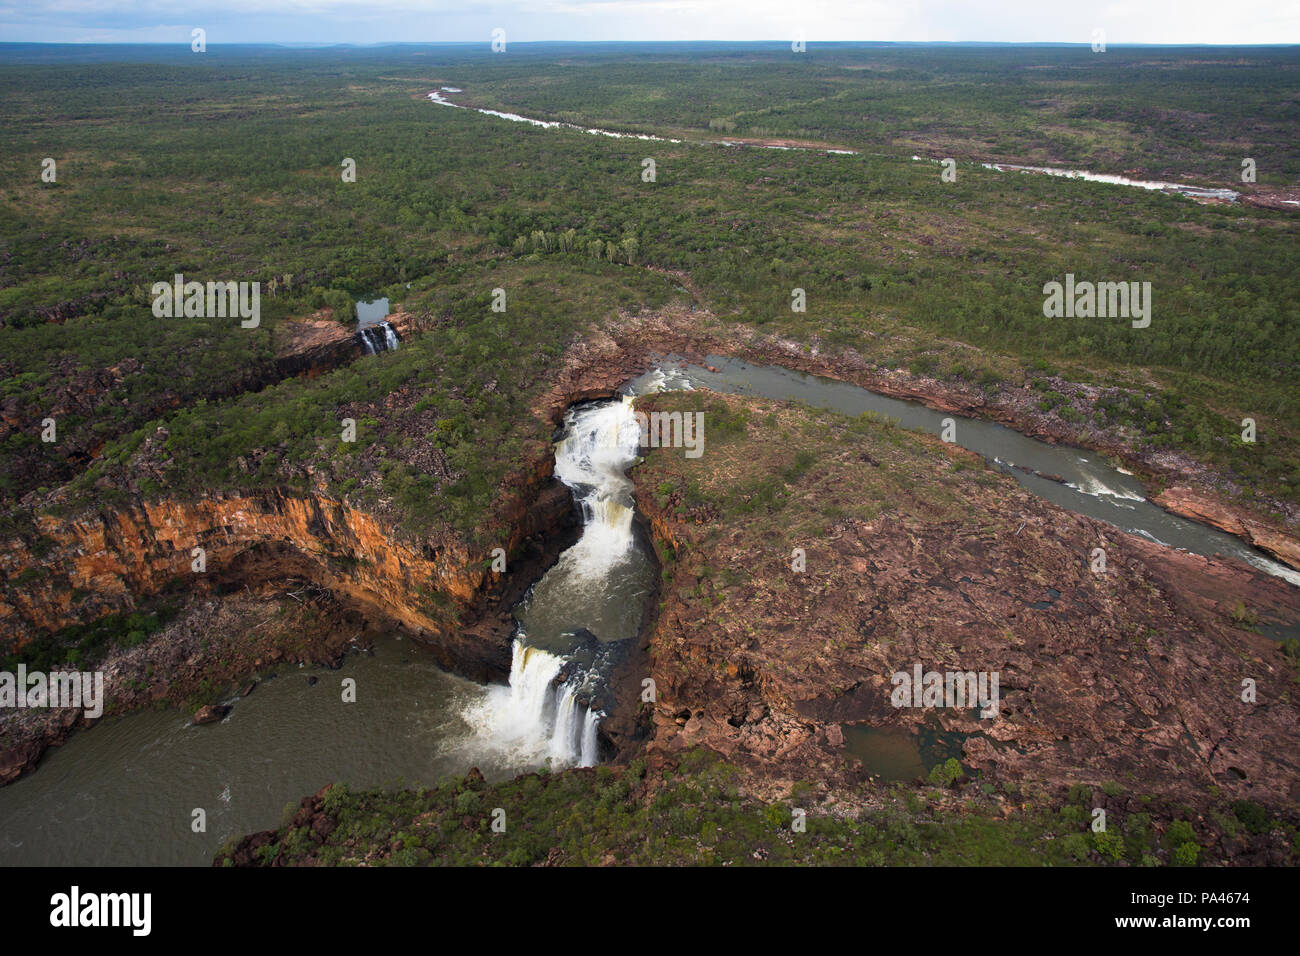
<box><xmin>0</xmin><ymin>601</ymin><xmax>179</xmax><ymax>671</ymax></box>
<box><xmin>440</xmin><ymin>45</ymin><xmax>1300</xmax><ymax>184</ymax></box>
<box><xmin>218</xmin><ymin>747</ymin><xmax>1300</xmax><ymax>866</ymax></box>
<box><xmin>2</xmin><ymin>44</ymin><xmax>1297</xmax><ymax>525</ymax></box>
<box><xmin>635</xmin><ymin>389</ymin><xmax>987</xmax><ymax>540</ymax></box>
<box><xmin>63</xmin><ymin>259</ymin><xmax>676</xmax><ymax>544</ymax></box>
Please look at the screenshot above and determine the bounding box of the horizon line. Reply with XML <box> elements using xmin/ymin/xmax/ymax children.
<box><xmin>2</xmin><ymin>39</ymin><xmax>1298</xmax><ymax>48</ymax></box>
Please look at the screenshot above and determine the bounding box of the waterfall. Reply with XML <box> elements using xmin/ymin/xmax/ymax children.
<box><xmin>462</xmin><ymin>638</ymin><xmax>602</xmax><ymax>768</ymax></box>
<box><xmin>550</xmin><ymin>681</ymin><xmax>583</xmax><ymax>763</ymax></box>
<box><xmin>500</xmin><ymin>641</ymin><xmax>563</xmax><ymax>739</ymax></box>
<box><xmin>459</xmin><ymin>396</ymin><xmax>652</xmax><ymax>771</ymax></box>
<box><xmin>580</xmin><ymin>708</ymin><xmax>602</xmax><ymax>767</ymax></box>
<box><xmin>550</xmin><ymin>398</ymin><xmax>642</xmax><ymax>578</ymax></box>
<box><xmin>356</xmin><ymin>321</ymin><xmax>400</xmax><ymax>355</ymax></box>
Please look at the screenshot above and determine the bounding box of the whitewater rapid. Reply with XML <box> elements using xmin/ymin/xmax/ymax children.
<box><xmin>461</xmin><ymin>640</ymin><xmax>601</xmax><ymax>767</ymax></box>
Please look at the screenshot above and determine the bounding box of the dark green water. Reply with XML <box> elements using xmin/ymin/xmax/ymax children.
<box><xmin>0</xmin><ymin>636</ymin><xmax>528</xmax><ymax>866</ymax></box>
<box><xmin>842</xmin><ymin>724</ymin><xmax>970</xmax><ymax>781</ymax></box>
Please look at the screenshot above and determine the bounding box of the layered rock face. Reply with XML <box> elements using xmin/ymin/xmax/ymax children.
<box><xmin>1156</xmin><ymin>486</ymin><xmax>1300</xmax><ymax>571</ymax></box>
<box><xmin>273</xmin><ymin>317</ymin><xmax>361</xmax><ymax>378</ymax></box>
<box><xmin>0</xmin><ymin>318</ymin><xmax>636</xmax><ymax>664</ymax></box>
<box><xmin>0</xmin><ymin>472</ymin><xmax>574</xmax><ymax>678</ymax></box>
<box><xmin>4</xmin><ymin>490</ymin><xmax>466</xmax><ymax>634</ymax></box>
<box><xmin>271</xmin><ymin>310</ymin><xmax>426</xmax><ymax>378</ymax></box>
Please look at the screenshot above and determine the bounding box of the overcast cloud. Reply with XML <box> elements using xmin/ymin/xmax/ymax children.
<box><xmin>1</xmin><ymin>0</ymin><xmax>1296</xmax><ymax>45</ymax></box>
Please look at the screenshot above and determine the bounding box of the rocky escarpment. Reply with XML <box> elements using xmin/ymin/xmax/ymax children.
<box><xmin>0</xmin><ymin>316</ymin><xmax>652</xmax><ymax>784</ymax></box>
<box><xmin>0</xmin><ymin>307</ymin><xmax>639</xmax><ymax>653</ymax></box>
<box><xmin>272</xmin><ymin>309</ymin><xmax>430</xmax><ymax>379</ymax></box>
<box><xmin>1155</xmin><ymin>486</ymin><xmax>1300</xmax><ymax>571</ymax></box>
<box><xmin>0</xmin><ymin>587</ymin><xmax>367</xmax><ymax>785</ymax></box>
<box><xmin>0</xmin><ymin>466</ymin><xmax>572</xmax><ymax>674</ymax></box>
<box><xmin>0</xmin><ymin>308</ymin><xmax>429</xmax><ymax>508</ymax></box>
<box><xmin>273</xmin><ymin>315</ymin><xmax>360</xmax><ymax>378</ymax></box>
<box><xmin>0</xmin><ymin>445</ymin><xmax>576</xmax><ymax>785</ymax></box>
<box><xmin>0</xmin><ymin>351</ymin><xmax>282</xmax><ymax>507</ymax></box>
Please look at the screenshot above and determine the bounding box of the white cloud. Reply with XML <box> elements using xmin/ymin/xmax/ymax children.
<box><xmin>0</xmin><ymin>0</ymin><xmax>1295</xmax><ymax>43</ymax></box>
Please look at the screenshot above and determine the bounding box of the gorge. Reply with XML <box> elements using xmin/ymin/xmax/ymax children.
<box><xmin>2</xmin><ymin>338</ymin><xmax>1298</xmax><ymax>864</ymax></box>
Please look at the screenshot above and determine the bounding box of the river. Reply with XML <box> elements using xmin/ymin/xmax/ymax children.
<box><xmin>423</xmin><ymin>87</ymin><xmax>1270</xmax><ymax>200</ymax></box>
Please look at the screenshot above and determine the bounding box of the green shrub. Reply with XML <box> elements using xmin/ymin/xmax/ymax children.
<box><xmin>1061</xmin><ymin>833</ymin><xmax>1090</xmax><ymax>861</ymax></box>
<box><xmin>1092</xmin><ymin>830</ymin><xmax>1126</xmax><ymax>862</ymax></box>
<box><xmin>455</xmin><ymin>790</ymin><xmax>482</xmax><ymax>815</ymax></box>
<box><xmin>928</xmin><ymin>758</ymin><xmax>963</xmax><ymax>787</ymax></box>
<box><xmin>1230</xmin><ymin>800</ymin><xmax>1271</xmax><ymax>835</ymax></box>
<box><xmin>1163</xmin><ymin>819</ymin><xmax>1197</xmax><ymax>851</ymax></box>
<box><xmin>1173</xmin><ymin>842</ymin><xmax>1200</xmax><ymax>867</ymax></box>
<box><xmin>1059</xmin><ymin>804</ymin><xmax>1086</xmax><ymax>826</ymax></box>
<box><xmin>761</xmin><ymin>803</ymin><xmax>787</xmax><ymax>829</ymax></box>
<box><xmin>321</xmin><ymin>783</ymin><xmax>351</xmax><ymax>816</ymax></box>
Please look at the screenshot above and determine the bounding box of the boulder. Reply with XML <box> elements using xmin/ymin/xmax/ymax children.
<box><xmin>193</xmin><ymin>703</ymin><xmax>230</xmax><ymax>725</ymax></box>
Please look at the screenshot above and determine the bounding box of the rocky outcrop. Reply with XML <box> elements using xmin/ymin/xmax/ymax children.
<box><xmin>273</xmin><ymin>316</ymin><xmax>360</xmax><ymax>378</ymax></box>
<box><xmin>221</xmin><ymin>782</ymin><xmax>338</xmax><ymax>866</ymax></box>
<box><xmin>631</xmin><ymin>389</ymin><xmax>1300</xmax><ymax>809</ymax></box>
<box><xmin>1240</xmin><ymin>186</ymin><xmax>1300</xmax><ymax>212</ymax></box>
<box><xmin>384</xmin><ymin>310</ymin><xmax>425</xmax><ymax>340</ymax></box>
<box><xmin>193</xmin><ymin>703</ymin><xmax>230</xmax><ymax>725</ymax></box>
<box><xmin>0</xmin><ymin>465</ymin><xmax>574</xmax><ymax>681</ymax></box>
<box><xmin>1155</xmin><ymin>486</ymin><xmax>1300</xmax><ymax>571</ymax></box>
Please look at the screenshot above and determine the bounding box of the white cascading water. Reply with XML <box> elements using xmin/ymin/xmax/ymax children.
<box><xmin>550</xmin><ymin>681</ymin><xmax>583</xmax><ymax>762</ymax></box>
<box><xmin>463</xmin><ymin>638</ymin><xmax>604</xmax><ymax>768</ymax></box>
<box><xmin>357</xmin><ymin>321</ymin><xmax>399</xmax><ymax>355</ymax></box>
<box><xmin>382</xmin><ymin>322</ymin><xmax>400</xmax><ymax>351</ymax></box>
<box><xmin>550</xmin><ymin>397</ymin><xmax>642</xmax><ymax>578</ymax></box>
<box><xmin>461</xmin><ymin>397</ymin><xmax>641</xmax><ymax>769</ymax></box>
<box><xmin>580</xmin><ymin>708</ymin><xmax>601</xmax><ymax>766</ymax></box>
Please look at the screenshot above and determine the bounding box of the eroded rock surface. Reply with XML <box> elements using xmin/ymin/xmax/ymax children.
<box><xmin>632</xmin><ymin>390</ymin><xmax>1300</xmax><ymax>809</ymax></box>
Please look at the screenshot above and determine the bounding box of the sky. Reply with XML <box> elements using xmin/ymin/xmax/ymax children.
<box><xmin>1</xmin><ymin>0</ymin><xmax>1297</xmax><ymax>46</ymax></box>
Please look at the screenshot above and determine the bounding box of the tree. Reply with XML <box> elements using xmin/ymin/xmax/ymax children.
<box><xmin>620</xmin><ymin>236</ymin><xmax>639</xmax><ymax>264</ymax></box>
